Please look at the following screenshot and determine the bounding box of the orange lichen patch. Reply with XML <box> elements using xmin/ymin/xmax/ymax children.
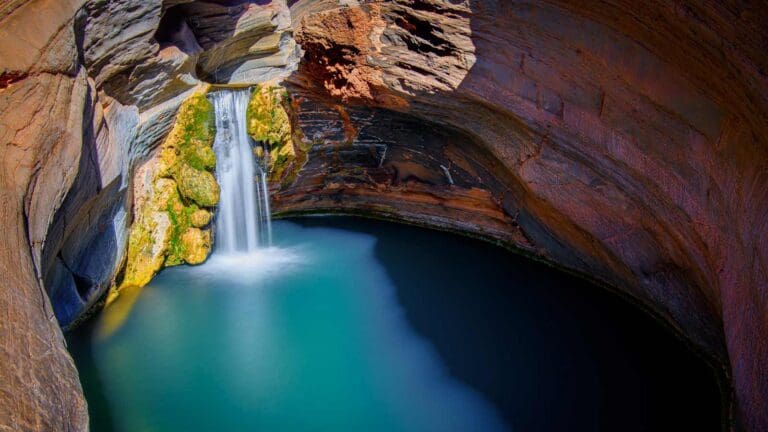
<box><xmin>373</xmin><ymin>92</ymin><xmax>409</xmax><ymax>110</ymax></box>
<box><xmin>296</xmin><ymin>5</ymin><xmax>389</xmax><ymax>105</ymax></box>
<box><xmin>333</xmin><ymin>104</ymin><xmax>358</xmax><ymax>144</ymax></box>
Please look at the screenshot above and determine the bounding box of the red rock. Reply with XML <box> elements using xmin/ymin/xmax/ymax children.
<box><xmin>1</xmin><ymin>1</ymin><xmax>767</xmax><ymax>431</ymax></box>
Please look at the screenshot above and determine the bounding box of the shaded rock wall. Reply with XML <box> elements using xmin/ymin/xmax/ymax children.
<box><xmin>0</xmin><ymin>1</ymin><xmax>297</xmax><ymax>430</ymax></box>
<box><xmin>282</xmin><ymin>1</ymin><xmax>768</xmax><ymax>430</ymax></box>
<box><xmin>0</xmin><ymin>1</ymin><xmax>766</xmax><ymax>431</ymax></box>
<box><xmin>271</xmin><ymin>94</ymin><xmax>531</xmax><ymax>248</ymax></box>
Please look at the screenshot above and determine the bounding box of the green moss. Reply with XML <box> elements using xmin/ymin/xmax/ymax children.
<box><xmin>178</xmin><ymin>94</ymin><xmax>216</xmax><ymax>150</ymax></box>
<box><xmin>274</xmin><ymin>152</ymin><xmax>289</xmax><ymax>169</ymax></box>
<box><xmin>247</xmin><ymin>85</ymin><xmax>291</xmax><ymax>147</ymax></box>
<box><xmin>176</xmin><ymin>164</ymin><xmax>220</xmax><ymax>207</ymax></box>
<box><xmin>165</xmin><ymin>199</ymin><xmax>185</xmax><ymax>267</ymax></box>
<box><xmin>114</xmin><ymin>90</ymin><xmax>219</xmax><ymax>300</ymax></box>
<box><xmin>246</xmin><ymin>85</ymin><xmax>306</xmax><ymax>185</ymax></box>
<box><xmin>162</xmin><ymin>92</ymin><xmax>219</xmax><ymax>204</ymax></box>
<box><xmin>182</xmin><ymin>144</ymin><xmax>216</xmax><ymax>171</ymax></box>
<box><xmin>159</xmin><ymin>91</ymin><xmax>219</xmax><ymax>263</ymax></box>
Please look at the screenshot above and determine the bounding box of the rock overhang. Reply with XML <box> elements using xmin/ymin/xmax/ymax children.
<box><xmin>0</xmin><ymin>1</ymin><xmax>767</xmax><ymax>431</ymax></box>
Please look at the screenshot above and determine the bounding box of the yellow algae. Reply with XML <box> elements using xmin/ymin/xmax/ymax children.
<box><xmin>246</xmin><ymin>84</ymin><xmax>307</xmax><ymax>185</ymax></box>
<box><xmin>109</xmin><ymin>90</ymin><xmax>219</xmax><ymax>304</ymax></box>
<box><xmin>190</xmin><ymin>209</ymin><xmax>211</xmax><ymax>228</ymax></box>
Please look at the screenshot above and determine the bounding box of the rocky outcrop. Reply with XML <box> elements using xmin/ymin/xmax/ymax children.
<box><xmin>270</xmin><ymin>96</ymin><xmax>528</xmax><ymax>247</ymax></box>
<box><xmin>178</xmin><ymin>0</ymin><xmax>299</xmax><ymax>84</ymax></box>
<box><xmin>246</xmin><ymin>85</ymin><xmax>301</xmax><ymax>184</ymax></box>
<box><xmin>0</xmin><ymin>1</ymin><xmax>293</xmax><ymax>430</ymax></box>
<box><xmin>0</xmin><ymin>72</ymin><xmax>89</xmax><ymax>432</ymax></box>
<box><xmin>0</xmin><ymin>1</ymin><xmax>766</xmax><ymax>431</ymax></box>
<box><xmin>113</xmin><ymin>90</ymin><xmax>218</xmax><ymax>299</ymax></box>
<box><xmin>282</xmin><ymin>2</ymin><xmax>768</xmax><ymax>431</ymax></box>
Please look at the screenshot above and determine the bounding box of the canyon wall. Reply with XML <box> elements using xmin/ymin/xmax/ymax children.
<box><xmin>0</xmin><ymin>1</ymin><xmax>766</xmax><ymax>431</ymax></box>
<box><xmin>281</xmin><ymin>3</ymin><xmax>768</xmax><ymax>431</ymax></box>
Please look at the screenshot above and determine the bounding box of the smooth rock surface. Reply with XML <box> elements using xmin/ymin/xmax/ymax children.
<box><xmin>0</xmin><ymin>1</ymin><xmax>766</xmax><ymax>431</ymax></box>
<box><xmin>0</xmin><ymin>72</ymin><xmax>88</xmax><ymax>432</ymax></box>
<box><xmin>282</xmin><ymin>3</ymin><xmax>768</xmax><ymax>430</ymax></box>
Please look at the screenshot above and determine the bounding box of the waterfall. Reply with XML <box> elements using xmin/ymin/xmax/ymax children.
<box><xmin>210</xmin><ymin>89</ymin><xmax>272</xmax><ymax>254</ymax></box>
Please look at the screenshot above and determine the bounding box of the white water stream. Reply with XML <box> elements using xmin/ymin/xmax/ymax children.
<box><xmin>210</xmin><ymin>89</ymin><xmax>272</xmax><ymax>253</ymax></box>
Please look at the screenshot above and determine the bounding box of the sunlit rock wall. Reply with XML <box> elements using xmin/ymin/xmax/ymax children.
<box><xmin>283</xmin><ymin>3</ymin><xmax>768</xmax><ymax>431</ymax></box>
<box><xmin>0</xmin><ymin>1</ymin><xmax>766</xmax><ymax>431</ymax></box>
<box><xmin>0</xmin><ymin>0</ymin><xmax>298</xmax><ymax>429</ymax></box>
<box><xmin>278</xmin><ymin>1</ymin><xmax>768</xmax><ymax>430</ymax></box>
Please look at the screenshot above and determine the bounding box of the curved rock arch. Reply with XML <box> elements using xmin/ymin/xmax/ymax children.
<box><xmin>0</xmin><ymin>1</ymin><xmax>765</xmax><ymax>430</ymax></box>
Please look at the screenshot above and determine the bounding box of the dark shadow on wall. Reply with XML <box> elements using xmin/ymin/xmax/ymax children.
<box><xmin>41</xmin><ymin>79</ymin><xmax>126</xmax><ymax>329</ymax></box>
<box><xmin>284</xmin><ymin>0</ymin><xmax>737</xmax><ymax>427</ymax></box>
<box><xmin>293</xmin><ymin>216</ymin><xmax>722</xmax><ymax>432</ymax></box>
<box><xmin>453</xmin><ymin>3</ymin><xmax>742</xmax><ymax>429</ymax></box>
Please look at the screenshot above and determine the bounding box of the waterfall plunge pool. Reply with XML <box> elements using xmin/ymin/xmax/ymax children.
<box><xmin>67</xmin><ymin>217</ymin><xmax>723</xmax><ymax>431</ymax></box>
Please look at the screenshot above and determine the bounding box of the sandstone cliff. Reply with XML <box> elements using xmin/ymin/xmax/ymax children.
<box><xmin>0</xmin><ymin>1</ymin><xmax>766</xmax><ymax>431</ymax></box>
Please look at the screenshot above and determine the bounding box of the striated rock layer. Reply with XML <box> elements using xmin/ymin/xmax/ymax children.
<box><xmin>276</xmin><ymin>3</ymin><xmax>768</xmax><ymax>431</ymax></box>
<box><xmin>0</xmin><ymin>0</ymin><xmax>298</xmax><ymax>429</ymax></box>
<box><xmin>0</xmin><ymin>1</ymin><xmax>766</xmax><ymax>431</ymax></box>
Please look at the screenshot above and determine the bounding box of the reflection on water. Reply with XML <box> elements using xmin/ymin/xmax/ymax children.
<box><xmin>96</xmin><ymin>284</ymin><xmax>143</xmax><ymax>340</ymax></box>
<box><xmin>68</xmin><ymin>217</ymin><xmax>722</xmax><ymax>432</ymax></box>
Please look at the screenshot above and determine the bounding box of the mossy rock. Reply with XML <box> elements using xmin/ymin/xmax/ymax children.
<box><xmin>176</xmin><ymin>164</ymin><xmax>220</xmax><ymax>207</ymax></box>
<box><xmin>180</xmin><ymin>228</ymin><xmax>211</xmax><ymax>265</ymax></box>
<box><xmin>247</xmin><ymin>85</ymin><xmax>291</xmax><ymax>147</ymax></box>
<box><xmin>165</xmin><ymin>200</ymin><xmax>193</xmax><ymax>267</ymax></box>
<box><xmin>246</xmin><ymin>84</ymin><xmax>309</xmax><ymax>185</ymax></box>
<box><xmin>153</xmin><ymin>178</ymin><xmax>181</xmax><ymax>211</ymax></box>
<box><xmin>121</xmin><ymin>211</ymin><xmax>172</xmax><ymax>288</ymax></box>
<box><xmin>115</xmin><ymin>90</ymin><xmax>220</xmax><ymax>299</ymax></box>
<box><xmin>161</xmin><ymin>94</ymin><xmax>216</xmax><ymax>169</ymax></box>
<box><xmin>190</xmin><ymin>209</ymin><xmax>211</xmax><ymax>228</ymax></box>
<box><xmin>181</xmin><ymin>144</ymin><xmax>216</xmax><ymax>171</ymax></box>
<box><xmin>177</xmin><ymin>93</ymin><xmax>216</xmax><ymax>149</ymax></box>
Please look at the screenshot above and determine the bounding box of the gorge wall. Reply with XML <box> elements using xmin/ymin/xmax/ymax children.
<box><xmin>0</xmin><ymin>1</ymin><xmax>766</xmax><ymax>431</ymax></box>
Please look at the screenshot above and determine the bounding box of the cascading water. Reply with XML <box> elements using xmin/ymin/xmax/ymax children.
<box><xmin>210</xmin><ymin>89</ymin><xmax>272</xmax><ymax>253</ymax></box>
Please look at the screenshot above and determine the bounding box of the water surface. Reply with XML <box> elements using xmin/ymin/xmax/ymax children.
<box><xmin>68</xmin><ymin>217</ymin><xmax>721</xmax><ymax>431</ymax></box>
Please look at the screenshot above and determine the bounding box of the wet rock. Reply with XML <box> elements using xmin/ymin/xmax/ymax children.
<box><xmin>180</xmin><ymin>227</ymin><xmax>210</xmax><ymax>264</ymax></box>
<box><xmin>190</xmin><ymin>208</ymin><xmax>211</xmax><ymax>228</ymax></box>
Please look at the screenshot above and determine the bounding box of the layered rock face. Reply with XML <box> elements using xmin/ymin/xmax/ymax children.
<box><xmin>281</xmin><ymin>3</ymin><xmax>768</xmax><ymax>431</ymax></box>
<box><xmin>0</xmin><ymin>0</ymin><xmax>296</xmax><ymax>429</ymax></box>
<box><xmin>0</xmin><ymin>1</ymin><xmax>766</xmax><ymax>431</ymax></box>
